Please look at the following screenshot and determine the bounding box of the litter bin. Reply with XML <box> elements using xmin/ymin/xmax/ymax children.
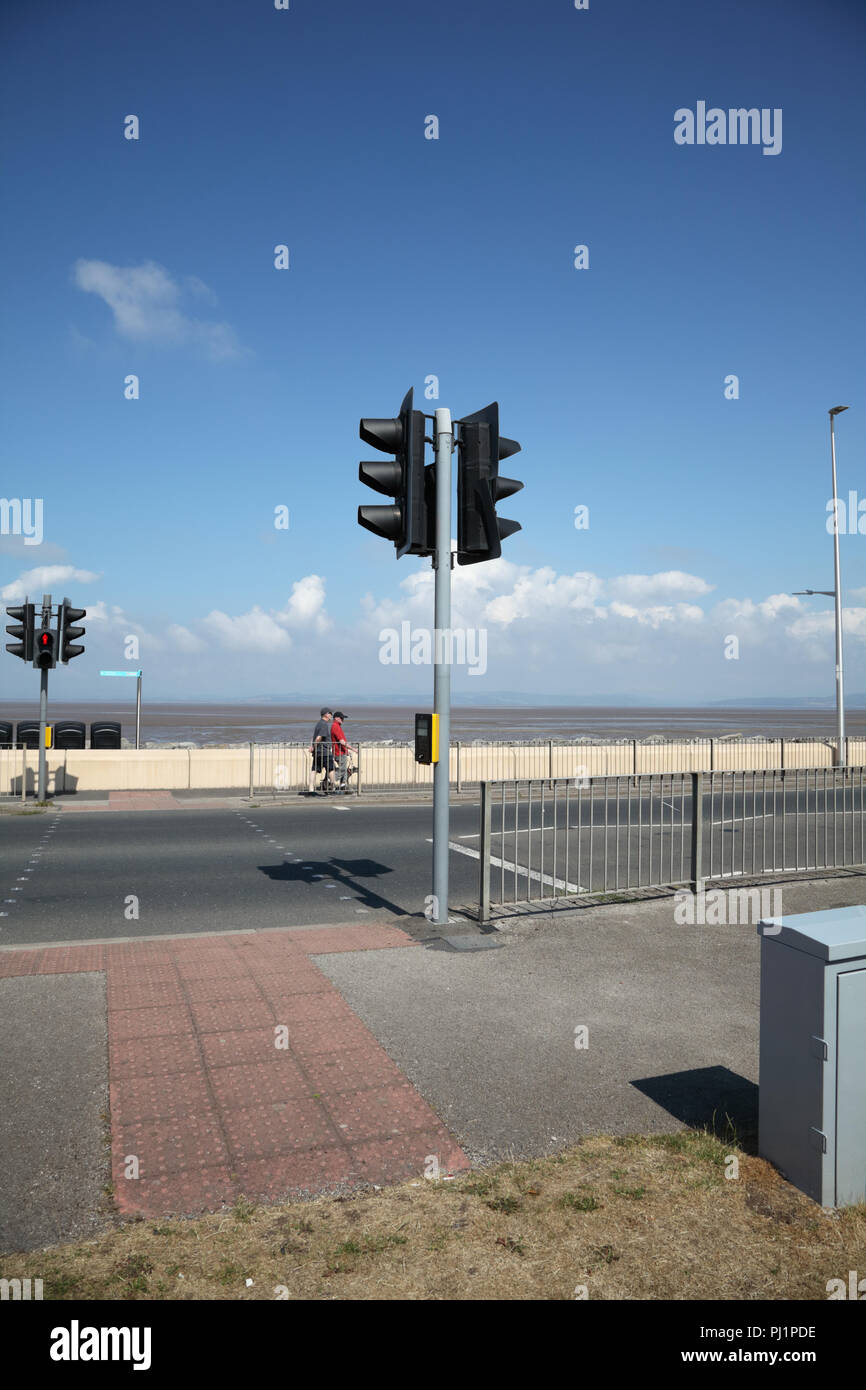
<box><xmin>0</xmin><ymin>721</ymin><xmax>13</xmax><ymax>747</ymax></box>
<box><xmin>15</xmin><ymin>720</ymin><xmax>41</xmax><ymax>749</ymax></box>
<box><xmin>54</xmin><ymin>721</ymin><xmax>86</xmax><ymax>750</ymax></box>
<box><xmin>758</xmin><ymin>906</ymin><xmax>866</xmax><ymax>1207</ymax></box>
<box><xmin>90</xmin><ymin>721</ymin><xmax>122</xmax><ymax>750</ymax></box>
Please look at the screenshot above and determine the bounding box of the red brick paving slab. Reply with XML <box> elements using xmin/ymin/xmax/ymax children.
<box><xmin>109</xmin><ymin>1069</ymin><xmax>212</xmax><ymax>1126</ymax></box>
<box><xmin>252</xmin><ymin>968</ymin><xmax>332</xmax><ymax>998</ymax></box>
<box><xmin>179</xmin><ymin>974</ymin><xmax>265</xmax><ymax>1003</ymax></box>
<box><xmin>287</xmin><ymin>923</ymin><xmax>420</xmax><ymax>954</ymax></box>
<box><xmin>115</xmin><ymin>1167</ymin><xmax>238</xmax><ymax>1219</ymax></box>
<box><xmin>199</xmin><ymin>1026</ymin><xmax>288</xmax><ymax>1070</ymax></box>
<box><xmin>109</xmin><ymin>792</ymin><xmax>179</xmax><ymax>811</ymax></box>
<box><xmin>235</xmin><ymin>1149</ymin><xmax>353</xmax><ymax>1203</ymax></box>
<box><xmin>36</xmin><ymin>946</ymin><xmax>108</xmax><ymax>974</ymax></box>
<box><xmin>109</xmin><ymin>1033</ymin><xmax>204</xmax><ymax>1080</ymax></box>
<box><xmin>106</xmin><ymin>942</ymin><xmax>178</xmax><ymax>962</ymax></box>
<box><xmin>108</xmin><ymin>977</ymin><xmax>187</xmax><ymax>1011</ymax></box>
<box><xmin>350</xmin><ymin>1133</ymin><xmax>468</xmax><ymax>1184</ymax></box>
<box><xmin>0</xmin><ymin>950</ymin><xmax>46</xmax><ymax>976</ymax></box>
<box><xmin>109</xmin><ymin>1004</ymin><xmax>193</xmax><ymax>1041</ymax></box>
<box><xmin>302</xmin><ymin>1047</ymin><xmax>408</xmax><ymax>1095</ymax></box>
<box><xmin>268</xmin><ymin>991</ymin><xmax>355</xmax><ymax>1027</ymax></box>
<box><xmin>323</xmin><ymin>1084</ymin><xmax>441</xmax><ymax>1143</ymax></box>
<box><xmin>188</xmin><ymin>997</ymin><xmax>277</xmax><ymax>1034</ymax></box>
<box><xmin>284</xmin><ymin>927</ymin><xmax>371</xmax><ymax>954</ymax></box>
<box><xmin>221</xmin><ymin>1099</ymin><xmax>338</xmax><ymax>1160</ymax></box>
<box><xmin>287</xmin><ymin>1016</ymin><xmax>380</xmax><ymax>1057</ymax></box>
<box><xmin>107</xmin><ymin>961</ymin><xmax>179</xmax><ymax>985</ymax></box>
<box><xmin>174</xmin><ymin>958</ymin><xmax>254</xmax><ymax>981</ymax></box>
<box><xmin>208</xmin><ymin>1059</ymin><xmax>313</xmax><ymax>1111</ymax></box>
<box><xmin>235</xmin><ymin>934</ymin><xmax>305</xmax><ymax>952</ymax></box>
<box><xmin>114</xmin><ymin>1112</ymin><xmax>229</xmax><ymax>1176</ymax></box>
<box><xmin>3</xmin><ymin>924</ymin><xmax>468</xmax><ymax>1219</ymax></box>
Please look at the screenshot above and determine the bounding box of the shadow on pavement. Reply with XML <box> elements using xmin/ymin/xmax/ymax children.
<box><xmin>631</xmin><ymin>1065</ymin><xmax>758</xmax><ymax>1153</ymax></box>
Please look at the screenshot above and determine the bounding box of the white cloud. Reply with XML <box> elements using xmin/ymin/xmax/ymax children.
<box><xmin>607</xmin><ymin>601</ymin><xmax>705</xmax><ymax>628</ymax></box>
<box><xmin>607</xmin><ymin>571</ymin><xmax>714</xmax><ymax>600</ymax></box>
<box><xmin>167</xmin><ymin>624</ymin><xmax>207</xmax><ymax>653</ymax></box>
<box><xmin>73</xmin><ymin>259</ymin><xmax>246</xmax><ymax>361</ymax></box>
<box><xmin>275</xmin><ymin>575</ymin><xmax>331</xmax><ymax>633</ymax></box>
<box><xmin>1</xmin><ymin>565</ymin><xmax>100</xmax><ymax>602</ymax></box>
<box><xmin>203</xmin><ymin>606</ymin><xmax>292</xmax><ymax>651</ymax></box>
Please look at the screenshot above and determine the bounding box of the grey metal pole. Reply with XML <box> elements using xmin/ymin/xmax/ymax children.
<box><xmin>432</xmin><ymin>406</ymin><xmax>453</xmax><ymax>927</ymax></box>
<box><xmin>37</xmin><ymin>591</ymin><xmax>51</xmax><ymax>801</ymax></box>
<box><xmin>38</xmin><ymin>667</ymin><xmax>48</xmax><ymax>801</ymax></box>
<box><xmin>136</xmin><ymin>671</ymin><xmax>142</xmax><ymax>750</ymax></box>
<box><xmin>479</xmin><ymin>780</ymin><xmax>491</xmax><ymax>925</ymax></box>
<box><xmin>830</xmin><ymin>411</ymin><xmax>846</xmax><ymax>766</ymax></box>
<box><xmin>690</xmin><ymin>770</ymin><xmax>704</xmax><ymax>894</ymax></box>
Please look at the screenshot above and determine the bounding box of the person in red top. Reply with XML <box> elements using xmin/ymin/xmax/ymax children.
<box><xmin>330</xmin><ymin>711</ymin><xmax>354</xmax><ymax>792</ymax></box>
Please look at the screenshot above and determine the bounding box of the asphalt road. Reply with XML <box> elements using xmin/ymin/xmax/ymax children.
<box><xmin>0</xmin><ymin>801</ymin><xmax>483</xmax><ymax>947</ymax></box>
<box><xmin>3</xmin><ymin>782</ymin><xmax>864</xmax><ymax>946</ymax></box>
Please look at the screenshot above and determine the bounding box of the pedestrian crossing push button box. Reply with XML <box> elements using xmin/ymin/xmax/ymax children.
<box><xmin>757</xmin><ymin>906</ymin><xmax>866</xmax><ymax>1208</ymax></box>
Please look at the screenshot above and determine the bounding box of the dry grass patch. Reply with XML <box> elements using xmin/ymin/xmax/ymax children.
<box><xmin>3</xmin><ymin>1132</ymin><xmax>863</xmax><ymax>1300</ymax></box>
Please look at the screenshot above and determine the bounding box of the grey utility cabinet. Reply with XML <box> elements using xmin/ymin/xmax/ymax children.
<box><xmin>757</xmin><ymin>906</ymin><xmax>866</xmax><ymax>1207</ymax></box>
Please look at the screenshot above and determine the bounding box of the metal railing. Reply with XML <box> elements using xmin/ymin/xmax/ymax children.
<box><xmin>478</xmin><ymin>767</ymin><xmax>866</xmax><ymax>921</ymax></box>
<box><xmin>247</xmin><ymin>737</ymin><xmax>865</xmax><ymax>797</ymax></box>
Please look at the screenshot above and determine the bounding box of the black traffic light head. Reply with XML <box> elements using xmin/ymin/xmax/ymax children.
<box><xmin>456</xmin><ymin>402</ymin><xmax>523</xmax><ymax>565</ymax></box>
<box><xmin>358</xmin><ymin>388</ymin><xmax>432</xmax><ymax>558</ymax></box>
<box><xmin>59</xmin><ymin>597</ymin><xmax>86</xmax><ymax>663</ymax></box>
<box><xmin>34</xmin><ymin>627</ymin><xmax>56</xmax><ymax>670</ymax></box>
<box><xmin>5</xmin><ymin>601</ymin><xmax>35</xmax><ymax>662</ymax></box>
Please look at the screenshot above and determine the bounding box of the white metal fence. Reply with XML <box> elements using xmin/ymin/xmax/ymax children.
<box><xmin>247</xmin><ymin>737</ymin><xmax>865</xmax><ymax>797</ymax></box>
<box><xmin>478</xmin><ymin>767</ymin><xmax>866</xmax><ymax>921</ymax></box>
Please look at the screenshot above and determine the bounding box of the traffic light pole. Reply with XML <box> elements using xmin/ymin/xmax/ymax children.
<box><xmin>37</xmin><ymin>667</ymin><xmax>48</xmax><ymax>801</ymax></box>
<box><xmin>37</xmin><ymin>593</ymin><xmax>52</xmax><ymax>801</ymax></box>
<box><xmin>432</xmin><ymin>407</ymin><xmax>453</xmax><ymax>927</ymax></box>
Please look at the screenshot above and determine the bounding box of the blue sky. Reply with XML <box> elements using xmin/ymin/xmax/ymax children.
<box><xmin>1</xmin><ymin>0</ymin><xmax>864</xmax><ymax>703</ymax></box>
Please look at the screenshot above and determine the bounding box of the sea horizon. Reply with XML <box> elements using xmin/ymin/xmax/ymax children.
<box><xmin>1</xmin><ymin>700</ymin><xmax>862</xmax><ymax>748</ymax></box>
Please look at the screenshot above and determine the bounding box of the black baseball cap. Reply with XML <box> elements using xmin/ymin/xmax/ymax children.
<box><xmin>333</xmin><ymin>710</ymin><xmax>346</xmax><ymax>719</ymax></box>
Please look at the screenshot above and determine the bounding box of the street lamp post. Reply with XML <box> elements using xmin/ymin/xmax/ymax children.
<box><xmin>829</xmin><ymin>407</ymin><xmax>848</xmax><ymax>767</ymax></box>
<box><xmin>793</xmin><ymin>406</ymin><xmax>849</xmax><ymax>768</ymax></box>
<box><xmin>99</xmin><ymin>669</ymin><xmax>143</xmax><ymax>748</ymax></box>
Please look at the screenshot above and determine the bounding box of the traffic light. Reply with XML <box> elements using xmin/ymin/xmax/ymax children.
<box><xmin>414</xmin><ymin>712</ymin><xmax>438</xmax><ymax>765</ymax></box>
<box><xmin>456</xmin><ymin>402</ymin><xmax>523</xmax><ymax>565</ymax></box>
<box><xmin>58</xmin><ymin>598</ymin><xmax>86</xmax><ymax>663</ymax></box>
<box><xmin>358</xmin><ymin>388</ymin><xmax>432</xmax><ymax>558</ymax></box>
<box><xmin>5</xmin><ymin>601</ymin><xmax>34</xmax><ymax>662</ymax></box>
<box><xmin>34</xmin><ymin>626</ymin><xmax>57</xmax><ymax>670</ymax></box>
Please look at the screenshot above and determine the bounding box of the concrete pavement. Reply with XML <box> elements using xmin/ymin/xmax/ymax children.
<box><xmin>0</xmin><ymin>970</ymin><xmax>110</xmax><ymax>1251</ymax></box>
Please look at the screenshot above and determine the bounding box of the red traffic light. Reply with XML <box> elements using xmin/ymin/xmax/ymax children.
<box><xmin>34</xmin><ymin>628</ymin><xmax>56</xmax><ymax>669</ymax></box>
